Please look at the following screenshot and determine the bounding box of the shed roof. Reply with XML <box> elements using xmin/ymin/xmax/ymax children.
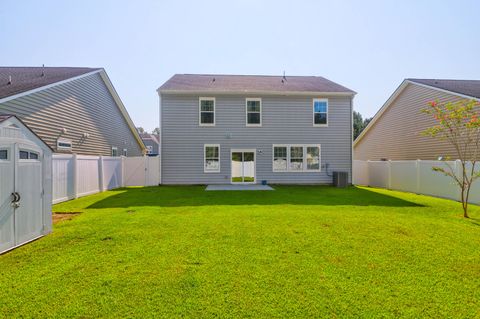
<box><xmin>159</xmin><ymin>74</ymin><xmax>355</xmax><ymax>95</ymax></box>
<box><xmin>0</xmin><ymin>67</ymin><xmax>101</xmax><ymax>99</ymax></box>
<box><xmin>407</xmin><ymin>79</ymin><xmax>480</xmax><ymax>99</ymax></box>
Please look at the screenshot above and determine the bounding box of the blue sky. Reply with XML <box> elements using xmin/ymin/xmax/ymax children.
<box><xmin>1</xmin><ymin>0</ymin><xmax>479</xmax><ymax>131</ymax></box>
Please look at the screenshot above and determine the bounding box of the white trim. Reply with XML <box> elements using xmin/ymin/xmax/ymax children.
<box><xmin>199</xmin><ymin>97</ymin><xmax>216</xmax><ymax>127</ymax></box>
<box><xmin>353</xmin><ymin>79</ymin><xmax>480</xmax><ymax>147</ymax></box>
<box><xmin>204</xmin><ymin>144</ymin><xmax>220</xmax><ymax>173</ymax></box>
<box><xmin>0</xmin><ymin>69</ymin><xmax>102</xmax><ymax>104</ymax></box>
<box><xmin>159</xmin><ymin>89</ymin><xmax>356</xmax><ymax>97</ymax></box>
<box><xmin>245</xmin><ymin>98</ymin><xmax>262</xmax><ymax>127</ymax></box>
<box><xmin>313</xmin><ymin>98</ymin><xmax>328</xmax><ymax>127</ymax></box>
<box><xmin>272</xmin><ymin>144</ymin><xmax>321</xmax><ymax>172</ymax></box>
<box><xmin>230</xmin><ymin>148</ymin><xmax>256</xmax><ymax>184</ymax></box>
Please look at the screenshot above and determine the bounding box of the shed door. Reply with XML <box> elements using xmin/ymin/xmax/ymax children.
<box><xmin>14</xmin><ymin>143</ymin><xmax>44</xmax><ymax>245</ymax></box>
<box><xmin>0</xmin><ymin>144</ymin><xmax>15</xmax><ymax>252</ymax></box>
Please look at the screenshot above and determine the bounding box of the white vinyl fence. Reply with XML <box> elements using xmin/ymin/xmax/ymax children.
<box><xmin>353</xmin><ymin>160</ymin><xmax>480</xmax><ymax>205</ymax></box>
<box><xmin>52</xmin><ymin>154</ymin><xmax>160</xmax><ymax>204</ymax></box>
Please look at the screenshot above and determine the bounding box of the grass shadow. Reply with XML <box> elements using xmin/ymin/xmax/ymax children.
<box><xmin>85</xmin><ymin>185</ymin><xmax>423</xmax><ymax>209</ymax></box>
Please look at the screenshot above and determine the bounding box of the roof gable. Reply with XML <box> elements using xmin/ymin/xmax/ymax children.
<box><xmin>0</xmin><ymin>67</ymin><xmax>102</xmax><ymax>99</ymax></box>
<box><xmin>354</xmin><ymin>78</ymin><xmax>480</xmax><ymax>147</ymax></box>
<box><xmin>159</xmin><ymin>74</ymin><xmax>356</xmax><ymax>95</ymax></box>
<box><xmin>407</xmin><ymin>79</ymin><xmax>480</xmax><ymax>99</ymax></box>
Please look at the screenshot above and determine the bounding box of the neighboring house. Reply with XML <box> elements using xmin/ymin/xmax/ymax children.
<box><xmin>0</xmin><ymin>67</ymin><xmax>145</xmax><ymax>156</ymax></box>
<box><xmin>140</xmin><ymin>133</ymin><xmax>160</xmax><ymax>155</ymax></box>
<box><xmin>354</xmin><ymin>79</ymin><xmax>480</xmax><ymax>160</ymax></box>
<box><xmin>157</xmin><ymin>74</ymin><xmax>355</xmax><ymax>184</ymax></box>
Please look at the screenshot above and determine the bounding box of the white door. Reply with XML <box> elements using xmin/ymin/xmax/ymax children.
<box><xmin>0</xmin><ymin>144</ymin><xmax>15</xmax><ymax>252</ymax></box>
<box><xmin>231</xmin><ymin>149</ymin><xmax>256</xmax><ymax>184</ymax></box>
<box><xmin>14</xmin><ymin>143</ymin><xmax>44</xmax><ymax>246</ymax></box>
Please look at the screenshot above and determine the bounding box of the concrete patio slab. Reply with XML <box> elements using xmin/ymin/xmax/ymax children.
<box><xmin>206</xmin><ymin>184</ymin><xmax>274</xmax><ymax>191</ymax></box>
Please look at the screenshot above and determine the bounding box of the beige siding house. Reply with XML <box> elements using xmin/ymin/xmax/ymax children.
<box><xmin>0</xmin><ymin>67</ymin><xmax>145</xmax><ymax>156</ymax></box>
<box><xmin>354</xmin><ymin>79</ymin><xmax>480</xmax><ymax>160</ymax></box>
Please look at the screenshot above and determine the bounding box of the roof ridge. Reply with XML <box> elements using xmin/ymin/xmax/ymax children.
<box><xmin>179</xmin><ymin>73</ymin><xmax>324</xmax><ymax>78</ymax></box>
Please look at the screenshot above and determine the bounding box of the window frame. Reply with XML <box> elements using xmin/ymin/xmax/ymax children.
<box><xmin>204</xmin><ymin>144</ymin><xmax>220</xmax><ymax>173</ymax></box>
<box><xmin>306</xmin><ymin>145</ymin><xmax>321</xmax><ymax>171</ymax></box>
<box><xmin>272</xmin><ymin>145</ymin><xmax>288</xmax><ymax>172</ymax></box>
<box><xmin>0</xmin><ymin>149</ymin><xmax>9</xmax><ymax>161</ymax></box>
<box><xmin>122</xmin><ymin>149</ymin><xmax>128</xmax><ymax>157</ymax></box>
<box><xmin>57</xmin><ymin>138</ymin><xmax>73</xmax><ymax>151</ymax></box>
<box><xmin>313</xmin><ymin>98</ymin><xmax>329</xmax><ymax>127</ymax></box>
<box><xmin>18</xmin><ymin>149</ymin><xmax>40</xmax><ymax>161</ymax></box>
<box><xmin>199</xmin><ymin>97</ymin><xmax>216</xmax><ymax>127</ymax></box>
<box><xmin>289</xmin><ymin>145</ymin><xmax>305</xmax><ymax>171</ymax></box>
<box><xmin>272</xmin><ymin>144</ymin><xmax>321</xmax><ymax>172</ymax></box>
<box><xmin>245</xmin><ymin>98</ymin><xmax>262</xmax><ymax>127</ymax></box>
<box><xmin>111</xmin><ymin>147</ymin><xmax>118</xmax><ymax>157</ymax></box>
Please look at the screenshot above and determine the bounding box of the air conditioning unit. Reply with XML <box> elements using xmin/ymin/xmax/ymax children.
<box><xmin>333</xmin><ymin>171</ymin><xmax>348</xmax><ymax>188</ymax></box>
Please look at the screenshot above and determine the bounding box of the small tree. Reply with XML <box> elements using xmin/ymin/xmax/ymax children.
<box><xmin>136</xmin><ymin>127</ymin><xmax>145</xmax><ymax>134</ymax></box>
<box><xmin>422</xmin><ymin>99</ymin><xmax>480</xmax><ymax>218</ymax></box>
<box><xmin>152</xmin><ymin>127</ymin><xmax>160</xmax><ymax>135</ymax></box>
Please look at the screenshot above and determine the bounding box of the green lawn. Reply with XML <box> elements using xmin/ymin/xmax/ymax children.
<box><xmin>1</xmin><ymin>186</ymin><xmax>479</xmax><ymax>318</ymax></box>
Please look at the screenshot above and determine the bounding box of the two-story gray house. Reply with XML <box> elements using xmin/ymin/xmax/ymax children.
<box><xmin>158</xmin><ymin>74</ymin><xmax>355</xmax><ymax>185</ymax></box>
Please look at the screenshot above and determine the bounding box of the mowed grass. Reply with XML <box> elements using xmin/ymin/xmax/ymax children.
<box><xmin>0</xmin><ymin>186</ymin><xmax>479</xmax><ymax>318</ymax></box>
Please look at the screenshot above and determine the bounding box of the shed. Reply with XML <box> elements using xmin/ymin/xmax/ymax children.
<box><xmin>0</xmin><ymin>115</ymin><xmax>52</xmax><ymax>254</ymax></box>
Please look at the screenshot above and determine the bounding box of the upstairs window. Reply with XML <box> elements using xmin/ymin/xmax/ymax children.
<box><xmin>199</xmin><ymin>97</ymin><xmax>215</xmax><ymax>126</ymax></box>
<box><xmin>123</xmin><ymin>149</ymin><xmax>128</xmax><ymax>156</ymax></box>
<box><xmin>111</xmin><ymin>147</ymin><xmax>118</xmax><ymax>157</ymax></box>
<box><xmin>204</xmin><ymin>144</ymin><xmax>220</xmax><ymax>172</ymax></box>
<box><xmin>246</xmin><ymin>98</ymin><xmax>262</xmax><ymax>126</ymax></box>
<box><xmin>313</xmin><ymin>98</ymin><xmax>328</xmax><ymax>126</ymax></box>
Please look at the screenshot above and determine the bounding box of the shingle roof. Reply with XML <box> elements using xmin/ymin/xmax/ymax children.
<box><xmin>0</xmin><ymin>67</ymin><xmax>102</xmax><ymax>99</ymax></box>
<box><xmin>159</xmin><ymin>74</ymin><xmax>355</xmax><ymax>94</ymax></box>
<box><xmin>0</xmin><ymin>114</ymin><xmax>13</xmax><ymax>123</ymax></box>
<box><xmin>408</xmin><ymin>78</ymin><xmax>480</xmax><ymax>99</ymax></box>
<box><xmin>140</xmin><ymin>133</ymin><xmax>159</xmax><ymax>144</ymax></box>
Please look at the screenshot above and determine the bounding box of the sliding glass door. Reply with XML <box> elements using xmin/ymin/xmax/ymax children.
<box><xmin>231</xmin><ymin>150</ymin><xmax>255</xmax><ymax>184</ymax></box>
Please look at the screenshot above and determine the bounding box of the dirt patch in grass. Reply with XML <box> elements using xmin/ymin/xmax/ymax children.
<box><xmin>52</xmin><ymin>212</ymin><xmax>81</xmax><ymax>224</ymax></box>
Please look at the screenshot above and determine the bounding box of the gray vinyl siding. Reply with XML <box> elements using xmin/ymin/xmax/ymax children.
<box><xmin>0</xmin><ymin>73</ymin><xmax>143</xmax><ymax>156</ymax></box>
<box><xmin>161</xmin><ymin>94</ymin><xmax>353</xmax><ymax>184</ymax></box>
<box><xmin>143</xmin><ymin>138</ymin><xmax>159</xmax><ymax>154</ymax></box>
<box><xmin>354</xmin><ymin>83</ymin><xmax>471</xmax><ymax>160</ymax></box>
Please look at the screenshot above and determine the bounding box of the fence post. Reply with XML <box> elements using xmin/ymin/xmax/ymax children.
<box><xmin>144</xmin><ymin>156</ymin><xmax>148</xmax><ymax>186</ymax></box>
<box><xmin>366</xmin><ymin>160</ymin><xmax>370</xmax><ymax>187</ymax></box>
<box><xmin>387</xmin><ymin>160</ymin><xmax>392</xmax><ymax>189</ymax></box>
<box><xmin>121</xmin><ymin>156</ymin><xmax>125</xmax><ymax>187</ymax></box>
<box><xmin>416</xmin><ymin>159</ymin><xmax>421</xmax><ymax>194</ymax></box>
<box><xmin>72</xmin><ymin>154</ymin><xmax>78</xmax><ymax>199</ymax></box>
<box><xmin>98</xmin><ymin>156</ymin><xmax>104</xmax><ymax>192</ymax></box>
